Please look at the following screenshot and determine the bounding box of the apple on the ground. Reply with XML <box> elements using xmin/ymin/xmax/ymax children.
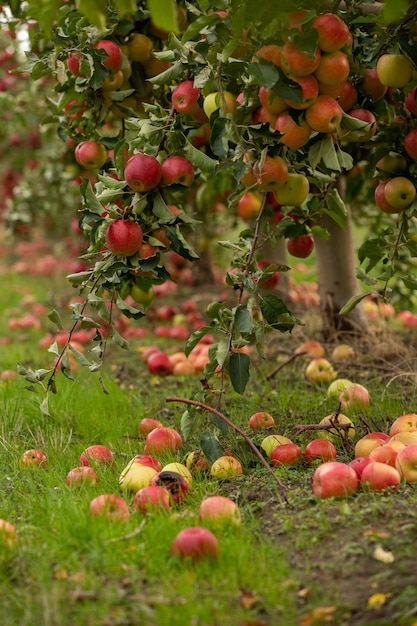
<box><xmin>198</xmin><ymin>495</ymin><xmax>241</xmax><ymax>525</ymax></box>
<box><xmin>210</xmin><ymin>455</ymin><xmax>243</xmax><ymax>478</ymax></box>
<box><xmin>313</xmin><ymin>461</ymin><xmax>358</xmax><ymax>498</ymax></box>
<box><xmin>360</xmin><ymin>461</ymin><xmax>401</xmax><ymax>491</ymax></box>
<box><xmin>171</xmin><ymin>526</ymin><xmax>219</xmax><ymax>561</ymax></box>
<box><xmin>90</xmin><ymin>494</ymin><xmax>130</xmax><ymax>520</ymax></box>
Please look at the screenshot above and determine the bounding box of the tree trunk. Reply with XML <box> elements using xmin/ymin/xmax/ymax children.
<box><xmin>314</xmin><ymin>208</ymin><xmax>369</xmax><ymax>339</ymax></box>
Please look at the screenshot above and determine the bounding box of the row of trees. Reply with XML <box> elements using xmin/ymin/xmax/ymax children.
<box><xmin>2</xmin><ymin>0</ymin><xmax>417</xmax><ymax>407</ymax></box>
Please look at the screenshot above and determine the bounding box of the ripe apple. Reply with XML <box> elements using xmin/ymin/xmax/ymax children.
<box><xmin>313</xmin><ymin>461</ymin><xmax>358</xmax><ymax>498</ymax></box>
<box><xmin>341</xmin><ymin>108</ymin><xmax>377</xmax><ymax>142</ymax></box>
<box><xmin>252</xmin><ymin>155</ymin><xmax>288</xmax><ymax>191</ymax></box>
<box><xmin>389</xmin><ymin>413</ymin><xmax>417</xmax><ymax>437</ymax></box>
<box><xmin>376</xmin><ymin>153</ymin><xmax>407</xmax><ymax>174</ymax></box>
<box><xmin>128</xmin><ymin>33</ymin><xmax>153</xmax><ymax>63</ymax></box>
<box><xmin>150</xmin><ymin>470</ymin><xmax>189</xmax><ymax>503</ymax></box>
<box><xmin>390</xmin><ymin>431</ymin><xmax>417</xmax><ymax>446</ymax></box>
<box><xmin>360</xmin><ymin>461</ymin><xmax>401</xmax><ymax>492</ymax></box>
<box><xmin>105</xmin><ymin>220</ymin><xmax>143</xmax><ymax>256</ymax></box>
<box><xmin>253</xmin><ymin>44</ymin><xmax>282</xmax><ymax>66</ymax></box>
<box><xmin>354</xmin><ymin>435</ymin><xmax>388</xmax><ymax>458</ymax></box>
<box><xmin>318</xmin><ymin>413</ymin><xmax>355</xmax><ymax>443</ymax></box>
<box><xmin>90</xmin><ymin>494</ymin><xmax>130</xmax><ymax>520</ymax></box>
<box><xmin>139</xmin><ymin>418</ymin><xmax>163</xmax><ymax>435</ymax></box>
<box><xmin>171</xmin><ymin>80</ymin><xmax>206</xmax><ymax>119</ymax></box>
<box><xmin>203</xmin><ymin>91</ymin><xmax>237</xmax><ymax>117</ymax></box>
<box><xmin>132</xmin><ymin>485</ymin><xmax>170</xmax><ymax>514</ymax></box>
<box><xmin>20</xmin><ymin>449</ymin><xmax>47</xmax><ymax>468</ymax></box>
<box><xmin>80</xmin><ymin>445</ymin><xmax>114</xmax><ymax>467</ymax></box>
<box><xmin>284</xmin><ymin>75</ymin><xmax>319</xmax><ymax>110</ymax></box>
<box><xmin>374</xmin><ymin>181</ymin><xmax>402</xmax><ymax>214</ymax></box>
<box><xmin>362</xmin><ymin>68</ymin><xmax>387</xmax><ymax>102</ymax></box>
<box><xmin>130</xmin><ymin>454</ymin><xmax>162</xmax><ymax>472</ymax></box>
<box><xmin>258</xmin><ymin>85</ymin><xmax>287</xmax><ymax>115</ymax></box>
<box><xmin>314</xmin><ymin>51</ymin><xmax>350</xmax><ymax>86</ymax></box>
<box><xmin>304</xmin><ymin>439</ymin><xmax>337</xmax><ymax>465</ymax></box>
<box><xmin>404</xmin><ymin>128</ymin><xmax>417</xmax><ymax>161</ymax></box>
<box><xmin>146</xmin><ymin>351</ymin><xmax>173</xmax><ymax>376</ymax></box>
<box><xmin>0</xmin><ymin>519</ymin><xmax>17</xmax><ymax>549</ymax></box>
<box><xmin>275</xmin><ymin>111</ymin><xmax>312</xmax><ymax>150</ymax></box>
<box><xmin>305</xmin><ymin>95</ymin><xmax>343</xmax><ymax>133</ymax></box>
<box><xmin>275</xmin><ymin>173</ymin><xmax>309</xmax><ymax>206</ymax></box>
<box><xmin>248</xmin><ymin>411</ymin><xmax>275</xmax><ymax>429</ymax></box>
<box><xmin>281</xmin><ymin>41</ymin><xmax>321</xmax><ymax>77</ymax></box>
<box><xmin>144</xmin><ymin>426</ymin><xmax>182</xmax><ymax>455</ymax></box>
<box><xmin>395</xmin><ymin>444</ymin><xmax>417</xmax><ymax>482</ymax></box>
<box><xmin>348</xmin><ymin>457</ymin><xmax>374</xmax><ymax>479</ymax></box>
<box><xmin>238</xmin><ymin>191</ymin><xmax>263</xmax><ymax>220</ymax></box>
<box><xmin>67</xmin><ymin>52</ymin><xmax>82</xmax><ymax>76</ymax></box>
<box><xmin>94</xmin><ymin>40</ymin><xmax>124</xmax><ymax>72</ymax></box>
<box><xmin>124</xmin><ymin>153</ymin><xmax>162</xmax><ymax>192</ymax></box>
<box><xmin>294</xmin><ymin>340</ymin><xmax>325</xmax><ymax>357</ymax></box>
<box><xmin>161</xmin><ymin>156</ymin><xmax>194</xmax><ymax>187</ymax></box>
<box><xmin>260</xmin><ymin>434</ymin><xmax>292</xmax><ymax>458</ymax></box>
<box><xmin>75</xmin><ymin>141</ymin><xmax>108</xmax><ymax>170</ymax></box>
<box><xmin>376</xmin><ymin>53</ymin><xmax>414</xmax><ymax>88</ymax></box>
<box><xmin>305</xmin><ymin>357</ymin><xmax>336</xmax><ymax>384</ymax></box>
<box><xmin>199</xmin><ymin>495</ymin><xmax>241</xmax><ymax>525</ymax></box>
<box><xmin>313</xmin><ymin>13</ymin><xmax>352</xmax><ymax>52</ymax></box>
<box><xmin>270</xmin><ymin>442</ymin><xmax>302</xmax><ymax>467</ymax></box>
<box><xmin>331</xmin><ymin>344</ymin><xmax>356</xmax><ymax>362</ymax></box>
<box><xmin>338</xmin><ymin>81</ymin><xmax>358</xmax><ymax>111</ymax></box>
<box><xmin>339</xmin><ymin>383</ymin><xmax>370</xmax><ymax>411</ymax></box>
<box><xmin>161</xmin><ymin>462</ymin><xmax>193</xmax><ymax>486</ymax></box>
<box><xmin>171</xmin><ymin>526</ymin><xmax>219</xmax><ymax>561</ymax></box>
<box><xmin>210</xmin><ymin>455</ymin><xmax>243</xmax><ymax>478</ymax></box>
<box><xmin>384</xmin><ymin>177</ymin><xmax>416</xmax><ymax>209</ymax></box>
<box><xmin>119</xmin><ymin>463</ymin><xmax>157</xmax><ymax>493</ymax></box>
<box><xmin>369</xmin><ymin>440</ymin><xmax>405</xmax><ymax>467</ymax></box>
<box><xmin>66</xmin><ymin>466</ymin><xmax>98</xmax><ymax>487</ymax></box>
<box><xmin>405</xmin><ymin>85</ymin><xmax>417</xmax><ymax>116</ymax></box>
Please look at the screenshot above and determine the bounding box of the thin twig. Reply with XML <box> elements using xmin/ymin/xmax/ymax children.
<box><xmin>266</xmin><ymin>351</ymin><xmax>308</xmax><ymax>380</ymax></box>
<box><xmin>105</xmin><ymin>520</ymin><xmax>146</xmax><ymax>544</ymax></box>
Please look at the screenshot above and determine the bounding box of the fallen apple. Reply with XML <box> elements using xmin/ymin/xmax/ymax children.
<box><xmin>66</xmin><ymin>466</ymin><xmax>99</xmax><ymax>487</ymax></box>
<box><xmin>270</xmin><ymin>442</ymin><xmax>302</xmax><ymax>467</ymax></box>
<box><xmin>248</xmin><ymin>411</ymin><xmax>275</xmax><ymax>429</ymax></box>
<box><xmin>260</xmin><ymin>435</ymin><xmax>293</xmax><ymax>458</ymax></box>
<box><xmin>395</xmin><ymin>444</ymin><xmax>417</xmax><ymax>482</ymax></box>
<box><xmin>150</xmin><ymin>470</ymin><xmax>189</xmax><ymax>503</ymax></box>
<box><xmin>313</xmin><ymin>461</ymin><xmax>358</xmax><ymax>498</ymax></box>
<box><xmin>198</xmin><ymin>495</ymin><xmax>241</xmax><ymax>525</ymax></box>
<box><xmin>132</xmin><ymin>485</ymin><xmax>171</xmax><ymax>514</ymax></box>
<box><xmin>80</xmin><ymin>445</ymin><xmax>114</xmax><ymax>467</ymax></box>
<box><xmin>119</xmin><ymin>462</ymin><xmax>157</xmax><ymax>493</ymax></box>
<box><xmin>170</xmin><ymin>526</ymin><xmax>219</xmax><ymax>561</ymax></box>
<box><xmin>90</xmin><ymin>494</ymin><xmax>130</xmax><ymax>520</ymax></box>
<box><xmin>360</xmin><ymin>461</ymin><xmax>401</xmax><ymax>492</ymax></box>
<box><xmin>20</xmin><ymin>449</ymin><xmax>47</xmax><ymax>468</ymax></box>
<box><xmin>210</xmin><ymin>455</ymin><xmax>243</xmax><ymax>479</ymax></box>
<box><xmin>0</xmin><ymin>519</ymin><xmax>17</xmax><ymax>549</ymax></box>
<box><xmin>304</xmin><ymin>439</ymin><xmax>337</xmax><ymax>465</ymax></box>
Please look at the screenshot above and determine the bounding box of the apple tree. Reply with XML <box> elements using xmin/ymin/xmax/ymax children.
<box><xmin>5</xmin><ymin>0</ymin><xmax>417</xmax><ymax>416</ymax></box>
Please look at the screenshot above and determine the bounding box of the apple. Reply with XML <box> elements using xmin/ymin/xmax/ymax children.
<box><xmin>130</xmin><ymin>454</ymin><xmax>162</xmax><ymax>472</ymax></box>
<box><xmin>0</xmin><ymin>519</ymin><xmax>17</xmax><ymax>549</ymax></box>
<box><xmin>203</xmin><ymin>91</ymin><xmax>236</xmax><ymax>117</ymax></box>
<box><xmin>248</xmin><ymin>411</ymin><xmax>275</xmax><ymax>429</ymax></box>
<box><xmin>171</xmin><ymin>80</ymin><xmax>206</xmax><ymax>120</ymax></box>
<box><xmin>210</xmin><ymin>455</ymin><xmax>243</xmax><ymax>478</ymax></box>
<box><xmin>348</xmin><ymin>457</ymin><xmax>374</xmax><ymax>480</ymax></box>
<box><xmin>128</xmin><ymin>33</ymin><xmax>153</xmax><ymax>63</ymax></box>
<box><xmin>258</xmin><ymin>85</ymin><xmax>287</xmax><ymax>115</ymax></box>
<box><xmin>119</xmin><ymin>463</ymin><xmax>157</xmax><ymax>493</ymax></box>
<box><xmin>260</xmin><ymin>435</ymin><xmax>293</xmax><ymax>458</ymax></box>
<box><xmin>199</xmin><ymin>495</ymin><xmax>241</xmax><ymax>525</ymax></box>
<box><xmin>360</xmin><ymin>462</ymin><xmax>401</xmax><ymax>492</ymax></box>
<box><xmin>331</xmin><ymin>344</ymin><xmax>356</xmax><ymax>362</ymax></box>
<box><xmin>312</xmin><ymin>13</ymin><xmax>352</xmax><ymax>52</ymax></box>
<box><xmin>161</xmin><ymin>462</ymin><xmax>193</xmax><ymax>486</ymax></box>
<box><xmin>238</xmin><ymin>191</ymin><xmax>263</xmax><ymax>220</ymax></box>
<box><xmin>305</xmin><ymin>357</ymin><xmax>336</xmax><ymax>384</ymax></box>
<box><xmin>253</xmin><ymin>44</ymin><xmax>282</xmax><ymax>66</ymax></box>
<box><xmin>101</xmin><ymin>69</ymin><xmax>124</xmax><ymax>92</ymax></box>
<box><xmin>314</xmin><ymin>51</ymin><xmax>350</xmax><ymax>86</ymax></box>
<box><xmin>362</xmin><ymin>68</ymin><xmax>387</xmax><ymax>102</ymax></box>
<box><xmin>171</xmin><ymin>526</ymin><xmax>219</xmax><ymax>561</ymax></box>
<box><xmin>395</xmin><ymin>444</ymin><xmax>417</xmax><ymax>482</ymax></box>
<box><xmin>75</xmin><ymin>141</ymin><xmax>108</xmax><ymax>170</ymax></box>
<box><xmin>374</xmin><ymin>181</ymin><xmax>402</xmax><ymax>214</ymax></box>
<box><xmin>384</xmin><ymin>177</ymin><xmax>416</xmax><ymax>209</ymax></box>
<box><xmin>124</xmin><ymin>153</ymin><xmax>162</xmax><ymax>192</ymax></box>
<box><xmin>341</xmin><ymin>108</ymin><xmax>377</xmax><ymax>142</ymax></box>
<box><xmin>284</xmin><ymin>75</ymin><xmax>319</xmax><ymax>110</ymax></box>
<box><xmin>132</xmin><ymin>485</ymin><xmax>170</xmax><ymax>514</ymax></box>
<box><xmin>139</xmin><ymin>418</ymin><xmax>163</xmax><ymax>435</ymax></box>
<box><xmin>150</xmin><ymin>470</ymin><xmax>189</xmax><ymax>503</ymax></box>
<box><xmin>318</xmin><ymin>413</ymin><xmax>355</xmax><ymax>443</ymax></box>
<box><xmin>186</xmin><ymin>450</ymin><xmax>210</xmax><ymax>473</ymax></box>
<box><xmin>338</xmin><ymin>81</ymin><xmax>358</xmax><ymax>112</ymax></box>
<box><xmin>143</xmin><ymin>54</ymin><xmax>171</xmax><ymax>79</ymax></box>
<box><xmin>354</xmin><ymin>435</ymin><xmax>388</xmax><ymax>458</ymax></box>
<box><xmin>94</xmin><ymin>40</ymin><xmax>123</xmax><ymax>72</ymax></box>
<box><xmin>339</xmin><ymin>383</ymin><xmax>370</xmax><ymax>411</ymax></box>
<box><xmin>369</xmin><ymin>440</ymin><xmax>405</xmax><ymax>467</ymax></box>
<box><xmin>80</xmin><ymin>444</ymin><xmax>114</xmax><ymax>467</ymax></box>
<box><xmin>130</xmin><ymin>284</ymin><xmax>154</xmax><ymax>308</ymax></box>
<box><xmin>105</xmin><ymin>220</ymin><xmax>143</xmax><ymax>256</ymax></box>
<box><xmin>275</xmin><ymin>173</ymin><xmax>309</xmax><ymax>206</ymax></box>
<box><xmin>20</xmin><ymin>449</ymin><xmax>47</xmax><ymax>468</ymax></box>
<box><xmin>144</xmin><ymin>426</ymin><xmax>181</xmax><ymax>455</ymax></box>
<box><xmin>67</xmin><ymin>52</ymin><xmax>82</xmax><ymax>76</ymax></box>
<box><xmin>304</xmin><ymin>439</ymin><xmax>337</xmax><ymax>465</ymax></box>
<box><xmin>90</xmin><ymin>494</ymin><xmax>130</xmax><ymax>520</ymax></box>
<box><xmin>405</xmin><ymin>85</ymin><xmax>417</xmax><ymax>116</ymax></box>
<box><xmin>281</xmin><ymin>41</ymin><xmax>321</xmax><ymax>77</ymax></box>
<box><xmin>389</xmin><ymin>413</ymin><xmax>417</xmax><ymax>437</ymax></box>
<box><xmin>66</xmin><ymin>466</ymin><xmax>98</xmax><ymax>487</ymax></box>
<box><xmin>252</xmin><ymin>155</ymin><xmax>288</xmax><ymax>191</ymax></box>
<box><xmin>404</xmin><ymin>128</ymin><xmax>417</xmax><ymax>161</ymax></box>
<box><xmin>390</xmin><ymin>431</ymin><xmax>417</xmax><ymax>446</ymax></box>
<box><xmin>294</xmin><ymin>340</ymin><xmax>325</xmax><ymax>357</ymax></box>
<box><xmin>313</xmin><ymin>461</ymin><xmax>358</xmax><ymax>498</ymax></box>
<box><xmin>305</xmin><ymin>95</ymin><xmax>343</xmax><ymax>133</ymax></box>
<box><xmin>161</xmin><ymin>156</ymin><xmax>194</xmax><ymax>187</ymax></box>
<box><xmin>270</xmin><ymin>442</ymin><xmax>302</xmax><ymax>466</ymax></box>
<box><xmin>376</xmin><ymin>153</ymin><xmax>407</xmax><ymax>174</ymax></box>
<box><xmin>275</xmin><ymin>111</ymin><xmax>312</xmax><ymax>149</ymax></box>
<box><xmin>376</xmin><ymin>53</ymin><xmax>414</xmax><ymax>88</ymax></box>
<box><xmin>146</xmin><ymin>351</ymin><xmax>173</xmax><ymax>376</ymax></box>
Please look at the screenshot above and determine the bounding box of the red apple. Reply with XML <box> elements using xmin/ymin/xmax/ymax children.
<box><xmin>305</xmin><ymin>95</ymin><xmax>343</xmax><ymax>133</ymax></box>
<box><xmin>66</xmin><ymin>466</ymin><xmax>99</xmax><ymax>487</ymax></box>
<box><xmin>150</xmin><ymin>470</ymin><xmax>189</xmax><ymax>503</ymax></box>
<box><xmin>130</xmin><ymin>454</ymin><xmax>162</xmax><ymax>472</ymax></box>
<box><xmin>198</xmin><ymin>495</ymin><xmax>241</xmax><ymax>525</ymax></box>
<box><xmin>369</xmin><ymin>440</ymin><xmax>405</xmax><ymax>467</ymax></box>
<box><xmin>360</xmin><ymin>461</ymin><xmax>401</xmax><ymax>492</ymax></box>
<box><xmin>238</xmin><ymin>191</ymin><xmax>263</xmax><ymax>220</ymax></box>
<box><xmin>90</xmin><ymin>494</ymin><xmax>130</xmax><ymax>520</ymax></box>
<box><xmin>124</xmin><ymin>153</ymin><xmax>162</xmax><ymax>192</ymax></box>
<box><xmin>313</xmin><ymin>13</ymin><xmax>352</xmax><ymax>52</ymax></box>
<box><xmin>313</xmin><ymin>461</ymin><xmax>358</xmax><ymax>498</ymax></box>
<box><xmin>287</xmin><ymin>234</ymin><xmax>314</xmax><ymax>258</ymax></box>
<box><xmin>339</xmin><ymin>383</ymin><xmax>370</xmax><ymax>411</ymax></box>
<box><xmin>252</xmin><ymin>155</ymin><xmax>288</xmax><ymax>191</ymax></box>
<box><xmin>253</xmin><ymin>44</ymin><xmax>282</xmax><ymax>67</ymax></box>
<box><xmin>257</xmin><ymin>261</ymin><xmax>280</xmax><ymax>290</ymax></box>
<box><xmin>248</xmin><ymin>411</ymin><xmax>275</xmax><ymax>429</ymax></box>
<box><xmin>304</xmin><ymin>439</ymin><xmax>337</xmax><ymax>465</ymax></box>
<box><xmin>67</xmin><ymin>52</ymin><xmax>82</xmax><ymax>76</ymax></box>
<box><xmin>132</xmin><ymin>485</ymin><xmax>171</xmax><ymax>513</ymax></box>
<box><xmin>75</xmin><ymin>141</ymin><xmax>108</xmax><ymax>170</ymax></box>
<box><xmin>94</xmin><ymin>40</ymin><xmax>123</xmax><ymax>72</ymax></box>
<box><xmin>314</xmin><ymin>51</ymin><xmax>350</xmax><ymax>86</ymax></box>
<box><xmin>395</xmin><ymin>444</ymin><xmax>417</xmax><ymax>482</ymax></box>
<box><xmin>294</xmin><ymin>340</ymin><xmax>325</xmax><ymax>357</ymax></box>
<box><xmin>275</xmin><ymin>111</ymin><xmax>312</xmax><ymax>149</ymax></box>
<box><xmin>171</xmin><ymin>80</ymin><xmax>202</xmax><ymax>116</ymax></box>
<box><xmin>161</xmin><ymin>156</ymin><xmax>195</xmax><ymax>187</ymax></box>
<box><xmin>270</xmin><ymin>442</ymin><xmax>302</xmax><ymax>467</ymax></box>
<box><xmin>404</xmin><ymin>128</ymin><xmax>417</xmax><ymax>161</ymax></box>
<box><xmin>405</xmin><ymin>85</ymin><xmax>417</xmax><ymax>116</ymax></box>
<box><xmin>80</xmin><ymin>445</ymin><xmax>114</xmax><ymax>467</ymax></box>
<box><xmin>354</xmin><ymin>435</ymin><xmax>388</xmax><ymax>458</ymax></box>
<box><xmin>348</xmin><ymin>457</ymin><xmax>374</xmax><ymax>479</ymax></box>
<box><xmin>258</xmin><ymin>85</ymin><xmax>287</xmax><ymax>115</ymax></box>
<box><xmin>338</xmin><ymin>81</ymin><xmax>358</xmax><ymax>112</ymax></box>
<box><xmin>281</xmin><ymin>41</ymin><xmax>321</xmax><ymax>77</ymax></box>
<box><xmin>171</xmin><ymin>526</ymin><xmax>219</xmax><ymax>561</ymax></box>
<box><xmin>144</xmin><ymin>426</ymin><xmax>181</xmax><ymax>454</ymax></box>
<box><xmin>146</xmin><ymin>351</ymin><xmax>173</xmax><ymax>376</ymax></box>
<box><xmin>375</xmin><ymin>181</ymin><xmax>401</xmax><ymax>214</ymax></box>
<box><xmin>20</xmin><ymin>449</ymin><xmax>47</xmax><ymax>468</ymax></box>
<box><xmin>105</xmin><ymin>220</ymin><xmax>143</xmax><ymax>256</ymax></box>
<box><xmin>362</xmin><ymin>68</ymin><xmax>387</xmax><ymax>102</ymax></box>
<box><xmin>284</xmin><ymin>75</ymin><xmax>319</xmax><ymax>110</ymax></box>
<box><xmin>139</xmin><ymin>418</ymin><xmax>163</xmax><ymax>435</ymax></box>
<box><xmin>260</xmin><ymin>435</ymin><xmax>292</xmax><ymax>458</ymax></box>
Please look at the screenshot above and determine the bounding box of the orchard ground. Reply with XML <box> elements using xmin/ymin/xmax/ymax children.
<box><xmin>2</xmin><ymin>239</ymin><xmax>417</xmax><ymax>626</ymax></box>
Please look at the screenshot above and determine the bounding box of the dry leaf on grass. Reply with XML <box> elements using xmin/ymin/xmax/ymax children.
<box><xmin>373</xmin><ymin>545</ymin><xmax>395</xmax><ymax>563</ymax></box>
<box><xmin>299</xmin><ymin>605</ymin><xmax>336</xmax><ymax>626</ymax></box>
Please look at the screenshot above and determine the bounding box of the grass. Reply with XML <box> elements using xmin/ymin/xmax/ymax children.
<box><xmin>2</xmin><ymin>251</ymin><xmax>417</xmax><ymax>625</ymax></box>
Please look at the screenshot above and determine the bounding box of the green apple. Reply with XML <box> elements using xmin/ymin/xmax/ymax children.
<box><xmin>384</xmin><ymin>176</ymin><xmax>416</xmax><ymax>209</ymax></box>
<box><xmin>203</xmin><ymin>91</ymin><xmax>237</xmax><ymax>117</ymax></box>
<box><xmin>376</xmin><ymin>153</ymin><xmax>407</xmax><ymax>174</ymax></box>
<box><xmin>274</xmin><ymin>172</ymin><xmax>309</xmax><ymax>206</ymax></box>
<box><xmin>327</xmin><ymin>378</ymin><xmax>353</xmax><ymax>398</ymax></box>
<box><xmin>376</xmin><ymin>53</ymin><xmax>414</xmax><ymax>88</ymax></box>
<box><xmin>130</xmin><ymin>284</ymin><xmax>155</xmax><ymax>308</ymax></box>
<box><xmin>119</xmin><ymin>461</ymin><xmax>157</xmax><ymax>492</ymax></box>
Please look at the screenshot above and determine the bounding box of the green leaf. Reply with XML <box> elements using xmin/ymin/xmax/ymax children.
<box><xmin>216</xmin><ymin>338</ymin><xmax>230</xmax><ymax>368</ymax></box>
<box><xmin>40</xmin><ymin>396</ymin><xmax>50</xmax><ymax>416</ymax></box>
<box><xmin>115</xmin><ymin>0</ymin><xmax>137</xmax><ymax>16</ymax></box>
<box><xmin>325</xmin><ymin>188</ymin><xmax>348</xmax><ymax>230</ymax></box>
<box><xmin>68</xmin><ymin>343</ymin><xmax>91</xmax><ymax>367</ymax></box>
<box><xmin>115</xmin><ymin>296</ymin><xmax>147</xmax><ymax>320</ymax></box>
<box><xmin>76</xmin><ymin>0</ymin><xmax>107</xmax><ymax>30</ymax></box>
<box><xmin>165</xmin><ymin>225</ymin><xmax>199</xmax><ymax>261</ymax></box>
<box><xmin>48</xmin><ymin>309</ymin><xmax>64</xmax><ymax>331</ymax></box>
<box><xmin>27</xmin><ymin>0</ymin><xmax>61</xmax><ymax>35</ymax></box>
<box><xmin>260</xmin><ymin>295</ymin><xmax>299</xmax><ymax>332</ymax></box>
<box><xmin>111</xmin><ymin>327</ymin><xmax>129</xmax><ymax>350</ymax></box>
<box><xmin>80</xmin><ymin>179</ymin><xmax>106</xmax><ymax>215</ymax></box>
<box><xmin>147</xmin><ymin>60</ymin><xmax>183</xmax><ymax>84</ymax></box>
<box><xmin>229</xmin><ymin>351</ymin><xmax>250</xmax><ymax>395</ymax></box>
<box><xmin>321</xmin><ymin>136</ymin><xmax>341</xmax><ymax>172</ymax></box>
<box><xmin>147</xmin><ymin>0</ymin><xmax>178</xmax><ymax>34</ymax></box>
<box><xmin>200</xmin><ymin>431</ymin><xmax>225</xmax><ymax>463</ymax></box>
<box><xmin>185</xmin><ymin>326</ymin><xmax>212</xmax><ymax>357</ymax></box>
<box><xmin>234</xmin><ymin>305</ymin><xmax>251</xmax><ymax>333</ymax></box>
<box><xmin>381</xmin><ymin>0</ymin><xmax>410</xmax><ymax>24</ymax></box>
<box><xmin>339</xmin><ymin>291</ymin><xmax>374</xmax><ymax>316</ymax></box>
<box><xmin>183</xmin><ymin>140</ymin><xmax>218</xmax><ymax>174</ymax></box>
<box><xmin>152</xmin><ymin>192</ymin><xmax>176</xmax><ymax>224</ymax></box>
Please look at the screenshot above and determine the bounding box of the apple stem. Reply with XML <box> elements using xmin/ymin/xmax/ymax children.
<box><xmin>166</xmin><ymin>395</ymin><xmax>288</xmax><ymax>504</ymax></box>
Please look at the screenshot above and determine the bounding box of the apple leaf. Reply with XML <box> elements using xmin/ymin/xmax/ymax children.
<box><xmin>68</xmin><ymin>343</ymin><xmax>92</xmax><ymax>367</ymax></box>
<box><xmin>229</xmin><ymin>351</ymin><xmax>250</xmax><ymax>395</ymax></box>
<box><xmin>324</xmin><ymin>188</ymin><xmax>348</xmax><ymax>230</ymax></box>
<box><xmin>321</xmin><ymin>136</ymin><xmax>341</xmax><ymax>172</ymax></box>
<box><xmin>260</xmin><ymin>294</ymin><xmax>299</xmax><ymax>332</ymax></box>
<box><xmin>216</xmin><ymin>338</ymin><xmax>230</xmax><ymax>368</ymax></box>
<box><xmin>185</xmin><ymin>326</ymin><xmax>212</xmax><ymax>357</ymax></box>
<box><xmin>27</xmin><ymin>0</ymin><xmax>61</xmax><ymax>36</ymax></box>
<box><xmin>146</xmin><ymin>0</ymin><xmax>178</xmax><ymax>34</ymax></box>
<box><xmin>115</xmin><ymin>0</ymin><xmax>137</xmax><ymax>16</ymax></box>
<box><xmin>40</xmin><ymin>396</ymin><xmax>50</xmax><ymax>416</ymax></box>
<box><xmin>48</xmin><ymin>309</ymin><xmax>64</xmax><ymax>331</ymax></box>
<box><xmin>183</xmin><ymin>140</ymin><xmax>218</xmax><ymax>174</ymax></box>
<box><xmin>181</xmin><ymin>409</ymin><xmax>198</xmax><ymax>441</ymax></box>
<box><xmin>339</xmin><ymin>291</ymin><xmax>374</xmax><ymax>316</ymax></box>
<box><xmin>166</xmin><ymin>225</ymin><xmax>200</xmax><ymax>261</ymax></box>
<box><xmin>234</xmin><ymin>304</ymin><xmax>251</xmax><ymax>333</ymax></box>
<box><xmin>115</xmin><ymin>296</ymin><xmax>147</xmax><ymax>320</ymax></box>
<box><xmin>76</xmin><ymin>0</ymin><xmax>107</xmax><ymax>30</ymax></box>
<box><xmin>200</xmin><ymin>432</ymin><xmax>225</xmax><ymax>462</ymax></box>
